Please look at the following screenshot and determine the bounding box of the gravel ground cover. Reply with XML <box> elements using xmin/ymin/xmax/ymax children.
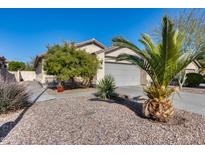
<box><xmin>0</xmin><ymin>95</ymin><xmax>205</xmax><ymax>144</ymax></box>
<box><xmin>0</xmin><ymin>110</ymin><xmax>24</xmax><ymax>142</ymax></box>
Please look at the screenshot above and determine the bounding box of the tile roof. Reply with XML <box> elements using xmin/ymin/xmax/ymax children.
<box><xmin>76</xmin><ymin>38</ymin><xmax>106</xmax><ymax>49</ymax></box>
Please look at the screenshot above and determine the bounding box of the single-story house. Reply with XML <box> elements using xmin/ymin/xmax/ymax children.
<box><xmin>34</xmin><ymin>38</ymin><xmax>201</xmax><ymax>87</ymax></box>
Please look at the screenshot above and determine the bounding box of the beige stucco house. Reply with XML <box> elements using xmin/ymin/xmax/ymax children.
<box><xmin>34</xmin><ymin>38</ymin><xmax>201</xmax><ymax>87</ymax></box>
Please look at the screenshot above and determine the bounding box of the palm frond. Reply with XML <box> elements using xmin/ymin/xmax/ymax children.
<box><xmin>117</xmin><ymin>53</ymin><xmax>158</xmax><ymax>85</ymax></box>
<box><xmin>112</xmin><ymin>37</ymin><xmax>151</xmax><ymax>61</ymax></box>
<box><xmin>113</xmin><ymin>16</ymin><xmax>205</xmax><ymax>91</ymax></box>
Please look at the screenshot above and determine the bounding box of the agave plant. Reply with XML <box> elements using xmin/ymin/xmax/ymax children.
<box><xmin>112</xmin><ymin>16</ymin><xmax>205</xmax><ymax>122</ymax></box>
<box><xmin>96</xmin><ymin>75</ymin><xmax>117</xmax><ymax>100</ymax></box>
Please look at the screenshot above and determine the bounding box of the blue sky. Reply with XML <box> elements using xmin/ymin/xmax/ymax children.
<box><xmin>0</xmin><ymin>8</ymin><xmax>181</xmax><ymax>62</ymax></box>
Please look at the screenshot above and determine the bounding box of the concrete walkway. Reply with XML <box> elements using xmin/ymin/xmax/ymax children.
<box><xmin>23</xmin><ymin>81</ymin><xmax>56</xmax><ymax>103</ymax></box>
<box><xmin>25</xmin><ymin>81</ymin><xmax>96</xmax><ymax>102</ymax></box>
<box><xmin>50</xmin><ymin>89</ymin><xmax>97</xmax><ymax>100</ymax></box>
<box><xmin>116</xmin><ymin>86</ymin><xmax>205</xmax><ymax>116</ymax></box>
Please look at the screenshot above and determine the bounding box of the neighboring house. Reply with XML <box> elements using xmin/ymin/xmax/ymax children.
<box><xmin>185</xmin><ymin>61</ymin><xmax>201</xmax><ymax>73</ymax></box>
<box><xmin>34</xmin><ymin>38</ymin><xmax>201</xmax><ymax>87</ymax></box>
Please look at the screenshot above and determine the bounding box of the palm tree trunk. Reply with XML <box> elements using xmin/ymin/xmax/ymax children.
<box><xmin>143</xmin><ymin>98</ymin><xmax>174</xmax><ymax>122</ymax></box>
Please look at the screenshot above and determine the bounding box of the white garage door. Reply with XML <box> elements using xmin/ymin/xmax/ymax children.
<box><xmin>105</xmin><ymin>63</ymin><xmax>141</xmax><ymax>87</ymax></box>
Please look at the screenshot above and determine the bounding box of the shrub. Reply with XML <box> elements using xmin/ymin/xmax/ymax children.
<box><xmin>185</xmin><ymin>73</ymin><xmax>204</xmax><ymax>87</ymax></box>
<box><xmin>0</xmin><ymin>83</ymin><xmax>30</xmax><ymax>114</ymax></box>
<box><xmin>8</xmin><ymin>61</ymin><xmax>26</xmax><ymax>71</ymax></box>
<box><xmin>96</xmin><ymin>75</ymin><xmax>117</xmax><ymax>99</ymax></box>
<box><xmin>43</xmin><ymin>42</ymin><xmax>100</xmax><ymax>88</ymax></box>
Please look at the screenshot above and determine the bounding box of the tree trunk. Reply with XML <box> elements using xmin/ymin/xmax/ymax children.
<box><xmin>89</xmin><ymin>77</ymin><xmax>93</xmax><ymax>87</ymax></box>
<box><xmin>71</xmin><ymin>77</ymin><xmax>75</xmax><ymax>89</ymax></box>
<box><xmin>143</xmin><ymin>98</ymin><xmax>174</xmax><ymax>122</ymax></box>
<box><xmin>178</xmin><ymin>70</ymin><xmax>187</xmax><ymax>90</ymax></box>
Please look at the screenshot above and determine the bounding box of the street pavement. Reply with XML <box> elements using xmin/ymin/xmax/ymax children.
<box><xmin>116</xmin><ymin>86</ymin><xmax>205</xmax><ymax>116</ymax></box>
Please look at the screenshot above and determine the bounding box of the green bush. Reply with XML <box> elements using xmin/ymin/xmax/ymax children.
<box><xmin>96</xmin><ymin>75</ymin><xmax>117</xmax><ymax>100</ymax></box>
<box><xmin>185</xmin><ymin>73</ymin><xmax>204</xmax><ymax>87</ymax></box>
<box><xmin>0</xmin><ymin>83</ymin><xmax>30</xmax><ymax>114</ymax></box>
<box><xmin>8</xmin><ymin>61</ymin><xmax>26</xmax><ymax>71</ymax></box>
<box><xmin>43</xmin><ymin>42</ymin><xmax>100</xmax><ymax>87</ymax></box>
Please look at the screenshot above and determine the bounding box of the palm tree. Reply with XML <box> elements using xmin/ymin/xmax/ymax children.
<box><xmin>112</xmin><ymin>16</ymin><xmax>205</xmax><ymax>122</ymax></box>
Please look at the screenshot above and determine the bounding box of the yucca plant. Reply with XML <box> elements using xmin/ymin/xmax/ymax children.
<box><xmin>96</xmin><ymin>75</ymin><xmax>117</xmax><ymax>100</ymax></box>
<box><xmin>113</xmin><ymin>16</ymin><xmax>205</xmax><ymax>122</ymax></box>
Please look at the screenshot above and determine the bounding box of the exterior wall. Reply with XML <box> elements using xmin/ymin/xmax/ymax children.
<box><xmin>140</xmin><ymin>69</ymin><xmax>148</xmax><ymax>85</ymax></box>
<box><xmin>96</xmin><ymin>52</ymin><xmax>105</xmax><ymax>83</ymax></box>
<box><xmin>106</xmin><ymin>47</ymin><xmax>137</xmax><ymax>57</ymax></box>
<box><xmin>35</xmin><ymin>62</ymin><xmax>44</xmax><ymax>83</ymax></box>
<box><xmin>78</xmin><ymin>44</ymin><xmax>103</xmax><ymax>54</ymax></box>
<box><xmin>10</xmin><ymin>71</ymin><xmax>36</xmax><ymax>81</ymax></box>
<box><xmin>41</xmin><ymin>59</ymin><xmax>46</xmax><ymax>83</ymax></box>
<box><xmin>44</xmin><ymin>74</ymin><xmax>56</xmax><ymax>83</ymax></box>
<box><xmin>105</xmin><ymin>47</ymin><xmax>140</xmax><ymax>64</ymax></box>
<box><xmin>9</xmin><ymin>71</ymin><xmax>19</xmax><ymax>81</ymax></box>
<box><xmin>20</xmin><ymin>71</ymin><xmax>36</xmax><ymax>81</ymax></box>
<box><xmin>40</xmin><ymin>59</ymin><xmax>56</xmax><ymax>84</ymax></box>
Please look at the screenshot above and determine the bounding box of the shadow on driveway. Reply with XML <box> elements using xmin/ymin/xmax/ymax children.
<box><xmin>0</xmin><ymin>88</ymin><xmax>48</xmax><ymax>142</ymax></box>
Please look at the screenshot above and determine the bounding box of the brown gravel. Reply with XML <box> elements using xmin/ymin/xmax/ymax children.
<box><xmin>0</xmin><ymin>110</ymin><xmax>24</xmax><ymax>142</ymax></box>
<box><xmin>0</xmin><ymin>96</ymin><xmax>205</xmax><ymax>145</ymax></box>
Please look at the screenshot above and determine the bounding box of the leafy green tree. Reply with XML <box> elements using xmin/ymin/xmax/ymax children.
<box><xmin>43</xmin><ymin>42</ymin><xmax>100</xmax><ymax>87</ymax></box>
<box><xmin>8</xmin><ymin>61</ymin><xmax>26</xmax><ymax>71</ymax></box>
<box><xmin>113</xmin><ymin>16</ymin><xmax>205</xmax><ymax>122</ymax></box>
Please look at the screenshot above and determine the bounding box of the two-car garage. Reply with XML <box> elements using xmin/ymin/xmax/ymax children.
<box><xmin>105</xmin><ymin>62</ymin><xmax>141</xmax><ymax>87</ymax></box>
<box><xmin>104</xmin><ymin>47</ymin><xmax>143</xmax><ymax>87</ymax></box>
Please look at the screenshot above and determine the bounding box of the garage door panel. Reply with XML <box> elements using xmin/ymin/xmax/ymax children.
<box><xmin>105</xmin><ymin>63</ymin><xmax>140</xmax><ymax>86</ymax></box>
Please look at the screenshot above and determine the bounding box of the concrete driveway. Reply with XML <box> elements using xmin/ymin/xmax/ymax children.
<box><xmin>116</xmin><ymin>86</ymin><xmax>205</xmax><ymax>116</ymax></box>
<box><xmin>23</xmin><ymin>81</ymin><xmax>56</xmax><ymax>103</ymax></box>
